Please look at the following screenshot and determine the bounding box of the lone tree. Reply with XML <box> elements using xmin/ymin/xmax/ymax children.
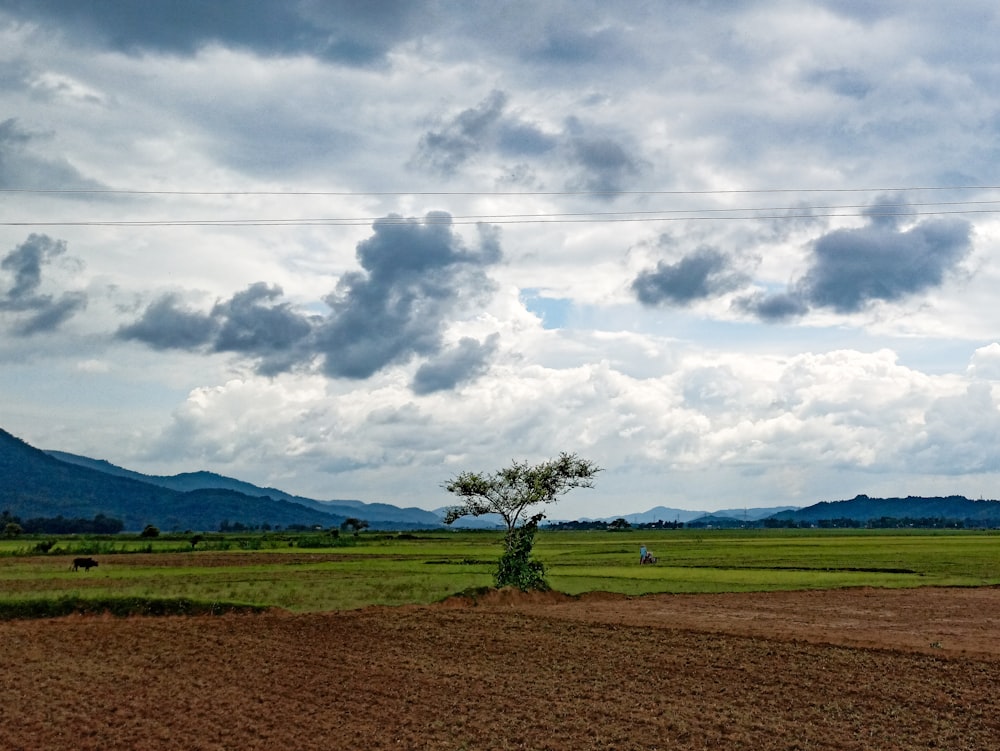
<box><xmin>443</xmin><ymin>452</ymin><xmax>601</xmax><ymax>590</ymax></box>
<box><xmin>340</xmin><ymin>517</ymin><xmax>369</xmax><ymax>536</ymax></box>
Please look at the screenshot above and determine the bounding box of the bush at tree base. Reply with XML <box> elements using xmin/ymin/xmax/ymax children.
<box><xmin>495</xmin><ymin>513</ymin><xmax>549</xmax><ymax>591</ymax></box>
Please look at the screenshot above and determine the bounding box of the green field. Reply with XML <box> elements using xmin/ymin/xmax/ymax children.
<box><xmin>0</xmin><ymin>528</ymin><xmax>998</xmax><ymax>615</ymax></box>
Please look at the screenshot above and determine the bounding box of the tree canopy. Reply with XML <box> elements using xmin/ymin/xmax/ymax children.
<box><xmin>443</xmin><ymin>452</ymin><xmax>602</xmax><ymax>538</ymax></box>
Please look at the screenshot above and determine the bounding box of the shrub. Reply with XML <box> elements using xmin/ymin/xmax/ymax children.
<box><xmin>495</xmin><ymin>513</ymin><xmax>549</xmax><ymax>591</ymax></box>
<box><xmin>295</xmin><ymin>534</ymin><xmax>354</xmax><ymax>549</ymax></box>
<box><xmin>32</xmin><ymin>540</ymin><xmax>56</xmax><ymax>554</ymax></box>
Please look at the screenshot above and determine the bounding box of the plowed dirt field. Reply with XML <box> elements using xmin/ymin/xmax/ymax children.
<box><xmin>2</xmin><ymin>586</ymin><xmax>999</xmax><ymax>750</ymax></box>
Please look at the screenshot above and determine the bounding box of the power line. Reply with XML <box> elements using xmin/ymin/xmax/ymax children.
<box><xmin>2</xmin><ymin>204</ymin><xmax>999</xmax><ymax>228</ymax></box>
<box><xmin>3</xmin><ymin>187</ymin><xmax>999</xmax><ymax>227</ymax></box>
<box><xmin>1</xmin><ymin>185</ymin><xmax>999</xmax><ymax>197</ymax></box>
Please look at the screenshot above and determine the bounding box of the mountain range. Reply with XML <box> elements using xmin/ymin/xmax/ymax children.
<box><xmin>618</xmin><ymin>505</ymin><xmax>800</xmax><ymax>524</ymax></box>
<box><xmin>44</xmin><ymin>449</ymin><xmax>442</xmax><ymax>527</ymax></box>
<box><xmin>0</xmin><ymin>428</ymin><xmax>438</xmax><ymax>531</ymax></box>
<box><xmin>768</xmin><ymin>494</ymin><xmax>1000</xmax><ymax>525</ymax></box>
<box><xmin>3</xmin><ymin>428</ymin><xmax>999</xmax><ymax>531</ymax></box>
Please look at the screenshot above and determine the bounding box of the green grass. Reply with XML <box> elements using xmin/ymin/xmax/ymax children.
<box><xmin>0</xmin><ymin>528</ymin><xmax>998</xmax><ymax>616</ymax></box>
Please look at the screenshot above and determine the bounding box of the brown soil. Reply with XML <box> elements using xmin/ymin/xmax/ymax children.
<box><xmin>2</xmin><ymin>586</ymin><xmax>999</xmax><ymax>750</ymax></box>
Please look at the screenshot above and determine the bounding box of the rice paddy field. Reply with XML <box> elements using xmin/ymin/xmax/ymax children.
<box><xmin>1</xmin><ymin>527</ymin><xmax>997</xmax><ymax>613</ymax></box>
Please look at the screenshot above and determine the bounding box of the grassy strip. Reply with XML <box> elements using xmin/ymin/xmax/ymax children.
<box><xmin>0</xmin><ymin>596</ymin><xmax>268</xmax><ymax>620</ymax></box>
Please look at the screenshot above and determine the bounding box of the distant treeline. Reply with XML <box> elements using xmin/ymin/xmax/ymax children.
<box><xmin>2</xmin><ymin>510</ymin><xmax>125</xmax><ymax>535</ymax></box>
<box><xmin>218</xmin><ymin>519</ymin><xmax>276</xmax><ymax>533</ymax></box>
<box><xmin>217</xmin><ymin>520</ymin><xmax>346</xmax><ymax>533</ymax></box>
<box><xmin>763</xmin><ymin>516</ymin><xmax>984</xmax><ymax>529</ymax></box>
<box><xmin>546</xmin><ymin>515</ymin><xmax>999</xmax><ymax>531</ymax></box>
<box><xmin>545</xmin><ymin>519</ymin><xmax>684</xmax><ymax>531</ymax></box>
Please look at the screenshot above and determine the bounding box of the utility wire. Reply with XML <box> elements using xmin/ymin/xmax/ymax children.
<box><xmin>2</xmin><ymin>205</ymin><xmax>1000</xmax><ymax>227</ymax></box>
<box><xmin>3</xmin><ymin>187</ymin><xmax>999</xmax><ymax>226</ymax></box>
<box><xmin>1</xmin><ymin>185</ymin><xmax>999</xmax><ymax>197</ymax></box>
<box><xmin>0</xmin><ymin>185</ymin><xmax>1000</xmax><ymax>197</ymax></box>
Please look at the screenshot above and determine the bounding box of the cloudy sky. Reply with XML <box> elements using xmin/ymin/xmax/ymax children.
<box><xmin>2</xmin><ymin>1</ymin><xmax>1000</xmax><ymax>518</ymax></box>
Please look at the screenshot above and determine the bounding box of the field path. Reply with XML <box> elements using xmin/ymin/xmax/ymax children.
<box><xmin>2</xmin><ymin>587</ymin><xmax>998</xmax><ymax>750</ymax></box>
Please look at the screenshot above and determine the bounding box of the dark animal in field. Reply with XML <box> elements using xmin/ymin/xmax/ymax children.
<box><xmin>72</xmin><ymin>557</ymin><xmax>98</xmax><ymax>572</ymax></box>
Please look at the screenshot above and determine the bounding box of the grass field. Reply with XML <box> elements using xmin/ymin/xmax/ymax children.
<box><xmin>0</xmin><ymin>527</ymin><xmax>998</xmax><ymax>614</ymax></box>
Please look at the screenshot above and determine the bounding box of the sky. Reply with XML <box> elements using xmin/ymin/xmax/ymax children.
<box><xmin>2</xmin><ymin>1</ymin><xmax>1000</xmax><ymax>519</ymax></box>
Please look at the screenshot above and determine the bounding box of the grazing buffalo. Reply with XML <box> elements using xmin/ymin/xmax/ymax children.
<box><xmin>72</xmin><ymin>557</ymin><xmax>98</xmax><ymax>572</ymax></box>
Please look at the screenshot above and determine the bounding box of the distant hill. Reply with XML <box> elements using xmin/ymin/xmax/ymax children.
<box><xmin>708</xmin><ymin>506</ymin><xmax>800</xmax><ymax>521</ymax></box>
<box><xmin>431</xmin><ymin>509</ymin><xmax>506</xmax><ymax>529</ymax></box>
<box><xmin>47</xmin><ymin>452</ymin><xmax>301</xmax><ymax>499</ymax></box>
<box><xmin>686</xmin><ymin>515</ymin><xmax>758</xmax><ymax>528</ymax></box>
<box><xmin>436</xmin><ymin>504</ymin><xmax>804</xmax><ymax>528</ymax></box>
<box><xmin>769</xmin><ymin>494</ymin><xmax>1000</xmax><ymax>526</ymax></box>
<box><xmin>46</xmin><ymin>450</ymin><xmax>442</xmax><ymax>528</ymax></box>
<box><xmin>619</xmin><ymin>506</ymin><xmax>713</xmax><ymax>524</ymax></box>
<box><xmin>0</xmin><ymin>429</ymin><xmax>345</xmax><ymax>532</ymax></box>
<box><xmin>616</xmin><ymin>505</ymin><xmax>799</xmax><ymax>525</ymax></box>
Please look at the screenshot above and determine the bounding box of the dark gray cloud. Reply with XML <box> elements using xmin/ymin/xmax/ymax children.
<box><xmin>411</xmin><ymin>334</ymin><xmax>499</xmax><ymax>395</ymax></box>
<box><xmin>632</xmin><ymin>247</ymin><xmax>747</xmax><ymax>307</ymax></box>
<box><xmin>0</xmin><ymin>233</ymin><xmax>49</xmax><ymax>303</ymax></box>
<box><xmin>119</xmin><ymin>214</ymin><xmax>501</xmax><ymax>388</ymax></box>
<box><xmin>412</xmin><ymin>90</ymin><xmax>510</xmax><ymax>176</ymax></box>
<box><xmin>210</xmin><ymin>283</ymin><xmax>316</xmax><ymax>375</ymax></box>
<box><xmin>412</xmin><ymin>91</ymin><xmax>642</xmax><ymax>193</ymax></box>
<box><xmin>14</xmin><ymin>292</ymin><xmax>87</xmax><ymax>336</ymax></box>
<box><xmin>0</xmin><ymin>0</ymin><xmax>427</xmax><ymax>65</ymax></box>
<box><xmin>297</xmin><ymin>0</ymin><xmax>429</xmax><ymax>65</ymax></box>
<box><xmin>495</xmin><ymin>121</ymin><xmax>560</xmax><ymax>157</ymax></box>
<box><xmin>117</xmin><ymin>294</ymin><xmax>219</xmax><ymax>350</ymax></box>
<box><xmin>804</xmin><ymin>217</ymin><xmax>971</xmax><ymax>312</ymax></box>
<box><xmin>860</xmin><ymin>194</ymin><xmax>915</xmax><ymax>229</ymax></box>
<box><xmin>411</xmin><ymin>91</ymin><xmax>558</xmax><ymax>177</ymax></box>
<box><xmin>0</xmin><ymin>234</ymin><xmax>87</xmax><ymax>335</ymax></box>
<box><xmin>316</xmin><ymin>213</ymin><xmax>500</xmax><ymax>379</ymax></box>
<box><xmin>566</xmin><ymin>136</ymin><xmax>644</xmax><ymax>194</ymax></box>
<box><xmin>738</xmin><ymin>291</ymin><xmax>809</xmax><ymax>322</ymax></box>
<box><xmin>739</xmin><ymin>214</ymin><xmax>973</xmax><ymax>320</ymax></box>
<box><xmin>118</xmin><ymin>284</ymin><xmax>315</xmax><ymax>376</ymax></box>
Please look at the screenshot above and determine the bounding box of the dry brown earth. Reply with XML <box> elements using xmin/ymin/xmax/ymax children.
<box><xmin>2</xmin><ymin>586</ymin><xmax>999</xmax><ymax>750</ymax></box>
